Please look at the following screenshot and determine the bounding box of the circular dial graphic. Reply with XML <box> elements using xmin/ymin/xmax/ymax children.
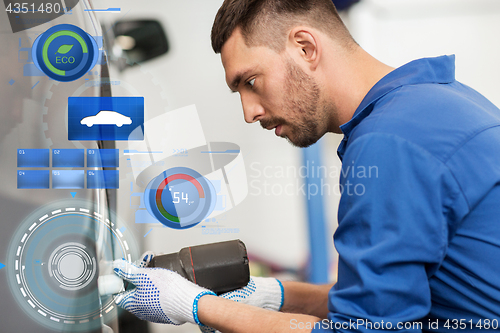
<box><xmin>32</xmin><ymin>24</ymin><xmax>99</xmax><ymax>82</ymax></box>
<box><xmin>144</xmin><ymin>167</ymin><xmax>216</xmax><ymax>229</ymax></box>
<box><xmin>7</xmin><ymin>201</ymin><xmax>135</xmax><ymax>332</ymax></box>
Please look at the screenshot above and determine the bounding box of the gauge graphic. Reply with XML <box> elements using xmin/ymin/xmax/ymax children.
<box><xmin>7</xmin><ymin>200</ymin><xmax>136</xmax><ymax>332</ymax></box>
<box><xmin>32</xmin><ymin>24</ymin><xmax>99</xmax><ymax>82</ymax></box>
<box><xmin>144</xmin><ymin>167</ymin><xmax>216</xmax><ymax>229</ymax></box>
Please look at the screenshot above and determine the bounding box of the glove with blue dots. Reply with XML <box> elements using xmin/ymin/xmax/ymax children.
<box><xmin>220</xmin><ymin>276</ymin><xmax>284</xmax><ymax>311</ymax></box>
<box><xmin>112</xmin><ymin>253</ymin><xmax>215</xmax><ymax>325</ymax></box>
<box><xmin>198</xmin><ymin>276</ymin><xmax>284</xmax><ymax>332</ymax></box>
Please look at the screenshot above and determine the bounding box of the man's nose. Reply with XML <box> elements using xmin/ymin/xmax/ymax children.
<box><xmin>240</xmin><ymin>93</ymin><xmax>264</xmax><ymax>123</ymax></box>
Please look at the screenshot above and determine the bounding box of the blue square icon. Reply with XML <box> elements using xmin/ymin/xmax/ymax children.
<box><xmin>68</xmin><ymin>97</ymin><xmax>144</xmax><ymax>141</ymax></box>
<box><xmin>52</xmin><ymin>170</ymin><xmax>85</xmax><ymax>189</ymax></box>
<box><xmin>17</xmin><ymin>149</ymin><xmax>50</xmax><ymax>167</ymax></box>
<box><xmin>87</xmin><ymin>170</ymin><xmax>119</xmax><ymax>189</ymax></box>
<box><xmin>52</xmin><ymin>149</ymin><xmax>85</xmax><ymax>167</ymax></box>
<box><xmin>17</xmin><ymin>170</ymin><xmax>50</xmax><ymax>189</ymax></box>
<box><xmin>87</xmin><ymin>149</ymin><xmax>119</xmax><ymax>167</ymax></box>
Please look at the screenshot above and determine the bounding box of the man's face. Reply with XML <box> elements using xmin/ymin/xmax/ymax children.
<box><xmin>221</xmin><ymin>28</ymin><xmax>328</xmax><ymax>148</ymax></box>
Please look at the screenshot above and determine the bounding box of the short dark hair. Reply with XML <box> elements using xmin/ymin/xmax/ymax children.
<box><xmin>211</xmin><ymin>0</ymin><xmax>355</xmax><ymax>54</ymax></box>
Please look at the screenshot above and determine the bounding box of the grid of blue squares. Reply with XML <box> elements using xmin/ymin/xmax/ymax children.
<box><xmin>17</xmin><ymin>149</ymin><xmax>119</xmax><ymax>189</ymax></box>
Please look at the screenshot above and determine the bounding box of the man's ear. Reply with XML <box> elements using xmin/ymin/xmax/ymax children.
<box><xmin>288</xmin><ymin>28</ymin><xmax>321</xmax><ymax>70</ymax></box>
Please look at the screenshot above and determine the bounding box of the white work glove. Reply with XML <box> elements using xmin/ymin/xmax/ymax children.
<box><xmin>112</xmin><ymin>252</ymin><xmax>215</xmax><ymax>325</ymax></box>
<box><xmin>220</xmin><ymin>276</ymin><xmax>284</xmax><ymax>310</ymax></box>
<box><xmin>198</xmin><ymin>276</ymin><xmax>284</xmax><ymax>333</ymax></box>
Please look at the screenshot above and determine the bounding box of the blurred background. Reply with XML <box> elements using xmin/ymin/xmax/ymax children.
<box><xmin>1</xmin><ymin>0</ymin><xmax>500</xmax><ymax>332</ymax></box>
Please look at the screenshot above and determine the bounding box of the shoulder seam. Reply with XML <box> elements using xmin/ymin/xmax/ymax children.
<box><xmin>347</xmin><ymin>132</ymin><xmax>471</xmax><ymax>211</ymax></box>
<box><xmin>442</xmin><ymin>124</ymin><xmax>500</xmax><ymax>163</ymax></box>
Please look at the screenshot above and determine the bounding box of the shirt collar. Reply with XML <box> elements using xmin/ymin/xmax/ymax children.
<box><xmin>339</xmin><ymin>55</ymin><xmax>456</xmax><ymax>137</ymax></box>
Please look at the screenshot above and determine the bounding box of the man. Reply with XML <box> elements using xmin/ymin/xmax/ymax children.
<box><xmin>112</xmin><ymin>0</ymin><xmax>500</xmax><ymax>332</ymax></box>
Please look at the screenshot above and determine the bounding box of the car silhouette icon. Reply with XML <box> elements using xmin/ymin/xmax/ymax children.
<box><xmin>80</xmin><ymin>111</ymin><xmax>132</xmax><ymax>127</ymax></box>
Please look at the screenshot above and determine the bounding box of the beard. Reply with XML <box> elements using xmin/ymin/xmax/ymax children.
<box><xmin>260</xmin><ymin>56</ymin><xmax>326</xmax><ymax>148</ymax></box>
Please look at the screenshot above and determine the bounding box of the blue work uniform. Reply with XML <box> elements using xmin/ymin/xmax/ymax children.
<box><xmin>312</xmin><ymin>56</ymin><xmax>500</xmax><ymax>332</ymax></box>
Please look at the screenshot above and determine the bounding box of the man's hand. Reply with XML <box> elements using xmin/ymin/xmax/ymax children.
<box><xmin>112</xmin><ymin>254</ymin><xmax>215</xmax><ymax>325</ymax></box>
<box><xmin>220</xmin><ymin>276</ymin><xmax>284</xmax><ymax>311</ymax></box>
<box><xmin>199</xmin><ymin>276</ymin><xmax>284</xmax><ymax>332</ymax></box>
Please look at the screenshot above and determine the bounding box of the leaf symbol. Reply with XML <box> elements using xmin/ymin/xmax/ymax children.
<box><xmin>55</xmin><ymin>44</ymin><xmax>74</xmax><ymax>54</ymax></box>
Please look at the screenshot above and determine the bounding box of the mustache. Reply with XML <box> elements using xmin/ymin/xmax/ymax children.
<box><xmin>260</xmin><ymin>117</ymin><xmax>286</xmax><ymax>130</ymax></box>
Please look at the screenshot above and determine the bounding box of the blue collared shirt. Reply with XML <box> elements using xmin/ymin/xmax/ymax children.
<box><xmin>312</xmin><ymin>56</ymin><xmax>500</xmax><ymax>332</ymax></box>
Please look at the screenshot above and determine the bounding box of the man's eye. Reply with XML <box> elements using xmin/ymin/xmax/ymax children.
<box><xmin>248</xmin><ymin>78</ymin><xmax>256</xmax><ymax>87</ymax></box>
